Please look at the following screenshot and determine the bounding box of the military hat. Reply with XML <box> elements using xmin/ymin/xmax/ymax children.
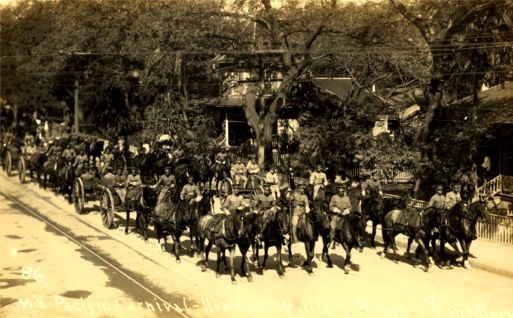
<box><xmin>436</xmin><ymin>185</ymin><xmax>444</xmax><ymax>190</ymax></box>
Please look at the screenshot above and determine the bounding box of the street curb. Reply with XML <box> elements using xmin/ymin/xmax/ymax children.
<box><xmin>388</xmin><ymin>235</ymin><xmax>513</xmax><ymax>279</ymax></box>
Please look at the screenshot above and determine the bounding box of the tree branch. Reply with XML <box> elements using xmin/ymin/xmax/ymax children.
<box><xmin>389</xmin><ymin>0</ymin><xmax>429</xmax><ymax>42</ymax></box>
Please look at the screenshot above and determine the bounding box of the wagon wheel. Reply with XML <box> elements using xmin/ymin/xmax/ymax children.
<box><xmin>72</xmin><ymin>178</ymin><xmax>85</xmax><ymax>214</ymax></box>
<box><xmin>5</xmin><ymin>151</ymin><xmax>12</xmax><ymax>177</ymax></box>
<box><xmin>18</xmin><ymin>156</ymin><xmax>26</xmax><ymax>184</ymax></box>
<box><xmin>219</xmin><ymin>177</ymin><xmax>234</xmax><ymax>198</ymax></box>
<box><xmin>99</xmin><ymin>188</ymin><xmax>115</xmax><ymax>229</ymax></box>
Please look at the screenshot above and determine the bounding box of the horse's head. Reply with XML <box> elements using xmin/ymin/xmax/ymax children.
<box><xmin>469</xmin><ymin>201</ymin><xmax>490</xmax><ymax>224</ymax></box>
<box><xmin>423</xmin><ymin>207</ymin><xmax>443</xmax><ymax>230</ymax></box>
<box><xmin>275</xmin><ymin>206</ymin><xmax>290</xmax><ymax>235</ymax></box>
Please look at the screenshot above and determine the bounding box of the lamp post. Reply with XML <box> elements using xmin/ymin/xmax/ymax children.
<box><xmin>74</xmin><ymin>79</ymin><xmax>79</xmax><ymax>134</ymax></box>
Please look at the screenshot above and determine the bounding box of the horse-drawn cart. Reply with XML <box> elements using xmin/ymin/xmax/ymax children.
<box><xmin>97</xmin><ymin>185</ymin><xmax>125</xmax><ymax>229</ymax></box>
<box><xmin>18</xmin><ymin>147</ymin><xmax>40</xmax><ymax>184</ymax></box>
<box><xmin>2</xmin><ymin>143</ymin><xmax>21</xmax><ymax>177</ymax></box>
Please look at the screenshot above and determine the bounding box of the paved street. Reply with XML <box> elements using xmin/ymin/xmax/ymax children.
<box><xmin>1</xmin><ymin>172</ymin><xmax>513</xmax><ymax>318</ymax></box>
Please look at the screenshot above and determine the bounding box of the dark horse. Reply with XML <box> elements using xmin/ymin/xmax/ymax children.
<box><xmin>287</xmin><ymin>211</ymin><xmax>318</xmax><ymax>275</ymax></box>
<box><xmin>361</xmin><ymin>188</ymin><xmax>384</xmax><ymax>248</ymax></box>
<box><xmin>382</xmin><ymin>207</ymin><xmax>442</xmax><ymax>271</ymax></box>
<box><xmin>125</xmin><ymin>186</ymin><xmax>158</xmax><ymax>239</ymax></box>
<box><xmin>330</xmin><ymin>212</ymin><xmax>366</xmax><ymax>273</ymax></box>
<box><xmin>152</xmin><ymin>184</ymin><xmax>202</xmax><ymax>262</ymax></box>
<box><xmin>84</xmin><ymin>138</ymin><xmax>104</xmax><ymax>165</ymax></box>
<box><xmin>57</xmin><ymin>160</ymin><xmax>75</xmax><ymax>203</ymax></box>
<box><xmin>438</xmin><ymin>201</ymin><xmax>488</xmax><ymax>268</ymax></box>
<box><xmin>252</xmin><ymin>203</ymin><xmax>290</xmax><ymax>277</ymax></box>
<box><xmin>196</xmin><ymin>211</ymin><xmax>258</xmax><ymax>284</ymax></box>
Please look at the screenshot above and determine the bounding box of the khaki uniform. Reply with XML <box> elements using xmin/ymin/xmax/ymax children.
<box><xmin>231</xmin><ymin>163</ymin><xmax>247</xmax><ymax>187</ymax></box>
<box><xmin>328</xmin><ymin>194</ymin><xmax>351</xmax><ymax>241</ymax></box>
<box><xmin>309</xmin><ymin>171</ymin><xmax>328</xmax><ymax>200</ymax></box>
<box><xmin>181</xmin><ymin>183</ymin><xmax>202</xmax><ymax>209</ymax></box>
<box><xmin>429</xmin><ymin>194</ymin><xmax>446</xmax><ymax>209</ymax></box>
<box><xmin>221</xmin><ymin>194</ymin><xmax>244</xmax><ymax>214</ymax></box>
<box><xmin>289</xmin><ymin>191</ymin><xmax>310</xmax><ymax>242</ymax></box>
<box><xmin>155</xmin><ymin>174</ymin><xmax>176</xmax><ymax>202</ymax></box>
<box><xmin>265</xmin><ymin>172</ymin><xmax>281</xmax><ymax>199</ymax></box>
<box><xmin>445</xmin><ymin>191</ymin><xmax>462</xmax><ymax>210</ymax></box>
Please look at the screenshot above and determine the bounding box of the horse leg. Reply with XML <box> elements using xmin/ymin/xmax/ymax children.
<box><xmin>371</xmin><ymin>222</ymin><xmax>377</xmax><ymax>249</ymax></box>
<box><xmin>241</xmin><ymin>246</ymin><xmax>253</xmax><ymax>282</ymax></box>
<box><xmin>216</xmin><ymin>249</ymin><xmax>222</xmax><ymax>278</ymax></box>
<box><xmin>415</xmin><ymin>234</ymin><xmax>432</xmax><ymax>272</ymax></box>
<box><xmin>405</xmin><ymin>236</ymin><xmax>414</xmax><ymax>258</ymax></box>
<box><xmin>304</xmin><ymin>241</ymin><xmax>315</xmax><ymax>275</ymax></box>
<box><xmin>229</xmin><ymin>247</ymin><xmax>237</xmax><ymax>284</ymax></box>
<box><xmin>287</xmin><ymin>240</ymin><xmax>293</xmax><ymax>266</ymax></box>
<box><xmin>276</xmin><ymin>245</ymin><xmax>285</xmax><ymax>277</ymax></box>
<box><xmin>125</xmin><ymin>210</ymin><xmax>130</xmax><ymax>235</ymax></box>
<box><xmin>340</xmin><ymin>241</ymin><xmax>350</xmax><ymax>274</ymax></box>
<box><xmin>254</xmin><ymin>243</ymin><xmax>262</xmax><ymax>274</ymax></box>
<box><xmin>322</xmin><ymin>233</ymin><xmax>333</xmax><ymax>268</ymax></box>
<box><xmin>261</xmin><ymin>244</ymin><xmax>269</xmax><ymax>272</ymax></box>
<box><xmin>173</xmin><ymin>232</ymin><xmax>181</xmax><ymax>263</ymax></box>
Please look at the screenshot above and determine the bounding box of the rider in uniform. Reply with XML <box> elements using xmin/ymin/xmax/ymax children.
<box><xmin>180</xmin><ymin>176</ymin><xmax>202</xmax><ymax>211</ymax></box>
<box><xmin>429</xmin><ymin>185</ymin><xmax>446</xmax><ymax>210</ymax></box>
<box><xmin>73</xmin><ymin>149</ymin><xmax>89</xmax><ymax>176</ymax></box>
<box><xmin>62</xmin><ymin>144</ymin><xmax>76</xmax><ymax>164</ymax></box>
<box><xmin>309</xmin><ymin>164</ymin><xmax>328</xmax><ymax>201</ymax></box>
<box><xmin>221</xmin><ymin>187</ymin><xmax>244</xmax><ymax>214</ymax></box>
<box><xmin>286</xmin><ymin>184</ymin><xmax>310</xmax><ymax>243</ymax></box>
<box><xmin>153</xmin><ymin>166</ymin><xmax>176</xmax><ymax>202</ymax></box>
<box><xmin>101</xmin><ymin>147</ymin><xmax>115</xmax><ymax>175</ymax></box>
<box><xmin>230</xmin><ymin>158</ymin><xmax>248</xmax><ymax>188</ymax></box>
<box><xmin>254</xmin><ymin>185</ymin><xmax>277</xmax><ymax>244</ymax></box>
<box><xmin>362</xmin><ymin>171</ymin><xmax>383</xmax><ymax>197</ymax></box>
<box><xmin>265</xmin><ymin>166</ymin><xmax>281</xmax><ymax>200</ymax></box>
<box><xmin>328</xmin><ymin>186</ymin><xmax>352</xmax><ymax>245</ymax></box>
<box><xmin>246</xmin><ymin>156</ymin><xmax>260</xmax><ymax>189</ymax></box>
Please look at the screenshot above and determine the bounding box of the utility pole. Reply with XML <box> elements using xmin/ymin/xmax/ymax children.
<box><xmin>74</xmin><ymin>79</ymin><xmax>79</xmax><ymax>134</ymax></box>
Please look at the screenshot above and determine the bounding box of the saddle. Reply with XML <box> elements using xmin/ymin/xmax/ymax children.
<box><xmin>201</xmin><ymin>214</ymin><xmax>230</xmax><ymax>240</ymax></box>
<box><xmin>396</xmin><ymin>209</ymin><xmax>422</xmax><ymax>230</ymax></box>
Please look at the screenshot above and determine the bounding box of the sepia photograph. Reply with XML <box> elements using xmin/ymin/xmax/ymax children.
<box><xmin>1</xmin><ymin>0</ymin><xmax>513</xmax><ymax>317</ymax></box>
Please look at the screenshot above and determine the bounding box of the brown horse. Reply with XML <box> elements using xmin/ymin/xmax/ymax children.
<box><xmin>196</xmin><ymin>211</ymin><xmax>258</xmax><ymax>284</ymax></box>
<box><xmin>382</xmin><ymin>207</ymin><xmax>442</xmax><ymax>271</ymax></box>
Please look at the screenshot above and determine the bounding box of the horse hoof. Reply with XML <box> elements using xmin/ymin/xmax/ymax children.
<box><xmin>380</xmin><ymin>253</ymin><xmax>386</xmax><ymax>259</ymax></box>
<box><xmin>463</xmin><ymin>261</ymin><xmax>471</xmax><ymax>269</ymax></box>
<box><xmin>247</xmin><ymin>276</ymin><xmax>253</xmax><ymax>283</ymax></box>
<box><xmin>307</xmin><ymin>271</ymin><xmax>314</xmax><ymax>276</ymax></box>
<box><xmin>176</xmin><ymin>259</ymin><xmax>181</xmax><ymax>264</ymax></box>
<box><xmin>279</xmin><ymin>274</ymin><xmax>284</xmax><ymax>279</ymax></box>
<box><xmin>327</xmin><ymin>263</ymin><xmax>333</xmax><ymax>268</ymax></box>
<box><xmin>343</xmin><ymin>268</ymin><xmax>349</xmax><ymax>274</ymax></box>
<box><xmin>201</xmin><ymin>266</ymin><xmax>207</xmax><ymax>272</ymax></box>
<box><xmin>231</xmin><ymin>279</ymin><xmax>237</xmax><ymax>285</ymax></box>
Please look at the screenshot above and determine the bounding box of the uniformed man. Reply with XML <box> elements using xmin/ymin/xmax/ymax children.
<box><xmin>362</xmin><ymin>171</ymin><xmax>383</xmax><ymax>197</ymax></box>
<box><xmin>215</xmin><ymin>149</ymin><xmax>227</xmax><ymax>165</ymax></box>
<box><xmin>286</xmin><ymin>184</ymin><xmax>310</xmax><ymax>243</ymax></box>
<box><xmin>180</xmin><ymin>176</ymin><xmax>202</xmax><ymax>210</ymax></box>
<box><xmin>101</xmin><ymin>147</ymin><xmax>115</xmax><ymax>173</ymax></box>
<box><xmin>80</xmin><ymin>163</ymin><xmax>96</xmax><ymax>185</ymax></box>
<box><xmin>265</xmin><ymin>167</ymin><xmax>281</xmax><ymax>200</ymax></box>
<box><xmin>347</xmin><ymin>177</ymin><xmax>363</xmax><ymax>214</ymax></box>
<box><xmin>445</xmin><ymin>183</ymin><xmax>462</xmax><ymax>210</ymax></box>
<box><xmin>254</xmin><ymin>185</ymin><xmax>277</xmax><ymax>242</ymax></box>
<box><xmin>101</xmin><ymin>166</ymin><xmax>117</xmax><ymax>187</ymax></box>
<box><xmin>309</xmin><ymin>165</ymin><xmax>328</xmax><ymax>200</ymax></box>
<box><xmin>62</xmin><ymin>144</ymin><xmax>76</xmax><ymax>163</ymax></box>
<box><xmin>221</xmin><ymin>187</ymin><xmax>244</xmax><ymax>214</ymax></box>
<box><xmin>125</xmin><ymin>167</ymin><xmax>142</xmax><ymax>207</ymax></box>
<box><xmin>328</xmin><ymin>186</ymin><xmax>352</xmax><ymax>244</ymax></box>
<box><xmin>153</xmin><ymin>166</ymin><xmax>176</xmax><ymax>202</ymax></box>
<box><xmin>429</xmin><ymin>185</ymin><xmax>446</xmax><ymax>209</ymax></box>
<box><xmin>230</xmin><ymin>158</ymin><xmax>248</xmax><ymax>188</ymax></box>
<box><xmin>73</xmin><ymin>149</ymin><xmax>89</xmax><ymax>176</ymax></box>
<box><xmin>246</xmin><ymin>157</ymin><xmax>260</xmax><ymax>188</ymax></box>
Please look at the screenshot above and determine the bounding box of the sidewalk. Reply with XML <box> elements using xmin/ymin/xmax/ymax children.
<box><xmin>390</xmin><ymin>231</ymin><xmax>513</xmax><ymax>278</ymax></box>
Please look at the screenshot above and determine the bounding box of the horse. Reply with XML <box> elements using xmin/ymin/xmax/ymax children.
<box><xmin>125</xmin><ymin>185</ymin><xmax>158</xmax><ymax>240</ymax></box>
<box><xmin>330</xmin><ymin>212</ymin><xmax>366</xmax><ymax>273</ymax></box>
<box><xmin>85</xmin><ymin>139</ymin><xmax>105</xmax><ymax>166</ymax></box>
<box><xmin>57</xmin><ymin>160</ymin><xmax>75</xmax><ymax>203</ymax></box>
<box><xmin>361</xmin><ymin>187</ymin><xmax>384</xmax><ymax>248</ymax></box>
<box><xmin>438</xmin><ymin>201</ymin><xmax>488</xmax><ymax>268</ymax></box>
<box><xmin>252</xmin><ymin>203</ymin><xmax>290</xmax><ymax>277</ymax></box>
<box><xmin>152</xmin><ymin>184</ymin><xmax>201</xmax><ymax>262</ymax></box>
<box><xmin>196</xmin><ymin>210</ymin><xmax>258</xmax><ymax>284</ymax></box>
<box><xmin>310</xmin><ymin>199</ymin><xmax>334</xmax><ymax>268</ymax></box>
<box><xmin>381</xmin><ymin>206</ymin><xmax>442</xmax><ymax>271</ymax></box>
<box><xmin>286</xmin><ymin>210</ymin><xmax>318</xmax><ymax>275</ymax></box>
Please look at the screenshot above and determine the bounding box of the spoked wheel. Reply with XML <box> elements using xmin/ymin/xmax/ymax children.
<box><xmin>5</xmin><ymin>151</ymin><xmax>12</xmax><ymax>177</ymax></box>
<box><xmin>72</xmin><ymin>178</ymin><xmax>85</xmax><ymax>214</ymax></box>
<box><xmin>18</xmin><ymin>157</ymin><xmax>26</xmax><ymax>184</ymax></box>
<box><xmin>219</xmin><ymin>178</ymin><xmax>234</xmax><ymax>198</ymax></box>
<box><xmin>99</xmin><ymin>188</ymin><xmax>115</xmax><ymax>229</ymax></box>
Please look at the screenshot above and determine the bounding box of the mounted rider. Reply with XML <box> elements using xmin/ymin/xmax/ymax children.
<box><xmin>362</xmin><ymin>170</ymin><xmax>383</xmax><ymax>197</ymax></box>
<box><xmin>124</xmin><ymin>166</ymin><xmax>143</xmax><ymax>208</ymax></box>
<box><xmin>309</xmin><ymin>164</ymin><xmax>328</xmax><ymax>201</ymax></box>
<box><xmin>347</xmin><ymin>177</ymin><xmax>363</xmax><ymax>214</ymax></box>
<box><xmin>73</xmin><ymin>149</ymin><xmax>89</xmax><ymax>176</ymax></box>
<box><xmin>180</xmin><ymin>176</ymin><xmax>203</xmax><ymax>212</ymax></box>
<box><xmin>230</xmin><ymin>157</ymin><xmax>248</xmax><ymax>188</ymax></box>
<box><xmin>328</xmin><ymin>186</ymin><xmax>352</xmax><ymax>245</ymax></box>
<box><xmin>152</xmin><ymin>166</ymin><xmax>176</xmax><ymax>202</ymax></box>
<box><xmin>254</xmin><ymin>184</ymin><xmax>277</xmax><ymax>245</ymax></box>
<box><xmin>246</xmin><ymin>156</ymin><xmax>260</xmax><ymax>189</ymax></box>
<box><xmin>62</xmin><ymin>143</ymin><xmax>76</xmax><ymax>164</ymax></box>
<box><xmin>286</xmin><ymin>183</ymin><xmax>310</xmax><ymax>243</ymax></box>
<box><xmin>428</xmin><ymin>185</ymin><xmax>446</xmax><ymax>210</ymax></box>
<box><xmin>221</xmin><ymin>187</ymin><xmax>244</xmax><ymax>214</ymax></box>
<box><xmin>265</xmin><ymin>166</ymin><xmax>281</xmax><ymax>200</ymax></box>
<box><xmin>101</xmin><ymin>147</ymin><xmax>115</xmax><ymax>174</ymax></box>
